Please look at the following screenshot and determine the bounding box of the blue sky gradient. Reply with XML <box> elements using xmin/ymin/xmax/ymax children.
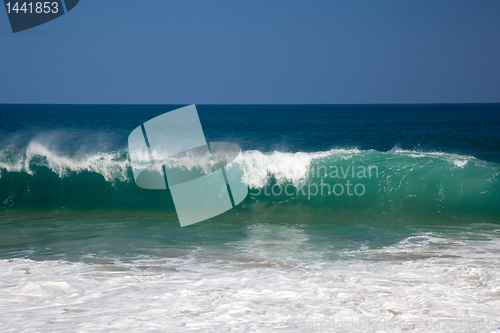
<box><xmin>1</xmin><ymin>0</ymin><xmax>499</xmax><ymax>104</ymax></box>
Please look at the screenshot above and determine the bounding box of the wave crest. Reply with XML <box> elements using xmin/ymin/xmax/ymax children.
<box><xmin>0</xmin><ymin>141</ymin><xmax>130</xmax><ymax>182</ymax></box>
<box><xmin>0</xmin><ymin>142</ymin><xmax>498</xmax><ymax>218</ymax></box>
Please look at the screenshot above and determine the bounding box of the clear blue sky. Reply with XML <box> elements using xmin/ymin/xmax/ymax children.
<box><xmin>1</xmin><ymin>0</ymin><xmax>499</xmax><ymax>104</ymax></box>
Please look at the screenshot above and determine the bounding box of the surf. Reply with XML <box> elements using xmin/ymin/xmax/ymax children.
<box><xmin>0</xmin><ymin>141</ymin><xmax>498</xmax><ymax>224</ymax></box>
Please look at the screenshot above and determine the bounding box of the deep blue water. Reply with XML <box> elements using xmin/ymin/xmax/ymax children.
<box><xmin>1</xmin><ymin>104</ymin><xmax>499</xmax><ymax>162</ymax></box>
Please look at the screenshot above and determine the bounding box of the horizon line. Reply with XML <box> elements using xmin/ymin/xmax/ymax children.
<box><xmin>1</xmin><ymin>102</ymin><xmax>500</xmax><ymax>106</ymax></box>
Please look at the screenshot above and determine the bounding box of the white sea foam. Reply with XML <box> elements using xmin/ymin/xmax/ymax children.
<box><xmin>0</xmin><ymin>145</ymin><xmax>363</xmax><ymax>187</ymax></box>
<box><xmin>0</xmin><ymin>142</ymin><xmax>491</xmax><ymax>188</ymax></box>
<box><xmin>238</xmin><ymin>149</ymin><xmax>360</xmax><ymax>188</ymax></box>
<box><xmin>389</xmin><ymin>147</ymin><xmax>476</xmax><ymax>168</ymax></box>
<box><xmin>0</xmin><ymin>141</ymin><xmax>130</xmax><ymax>182</ymax></box>
<box><xmin>1</xmin><ymin>226</ymin><xmax>499</xmax><ymax>332</ymax></box>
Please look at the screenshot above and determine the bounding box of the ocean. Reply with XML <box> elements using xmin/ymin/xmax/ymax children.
<box><xmin>0</xmin><ymin>104</ymin><xmax>499</xmax><ymax>332</ymax></box>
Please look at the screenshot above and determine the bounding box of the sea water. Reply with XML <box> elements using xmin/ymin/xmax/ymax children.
<box><xmin>0</xmin><ymin>104</ymin><xmax>499</xmax><ymax>332</ymax></box>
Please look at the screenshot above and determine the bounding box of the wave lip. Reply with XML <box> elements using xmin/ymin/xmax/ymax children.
<box><xmin>0</xmin><ymin>141</ymin><xmax>130</xmax><ymax>182</ymax></box>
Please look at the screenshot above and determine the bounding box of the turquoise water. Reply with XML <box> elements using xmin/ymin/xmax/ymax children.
<box><xmin>0</xmin><ymin>104</ymin><xmax>499</xmax><ymax>331</ymax></box>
